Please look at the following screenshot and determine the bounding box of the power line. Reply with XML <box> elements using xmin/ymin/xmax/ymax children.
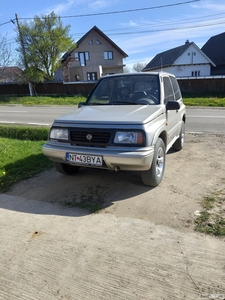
<box><xmin>0</xmin><ymin>0</ymin><xmax>200</xmax><ymax>28</ymax></box>
<box><xmin>0</xmin><ymin>20</ymin><xmax>12</xmax><ymax>27</ymax></box>
<box><xmin>106</xmin><ymin>19</ymin><xmax>225</xmax><ymax>36</ymax></box>
<box><xmin>16</xmin><ymin>0</ymin><xmax>200</xmax><ymax>20</ymax></box>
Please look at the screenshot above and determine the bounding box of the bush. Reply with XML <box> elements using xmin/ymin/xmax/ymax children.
<box><xmin>0</xmin><ymin>125</ymin><xmax>49</xmax><ymax>141</ymax></box>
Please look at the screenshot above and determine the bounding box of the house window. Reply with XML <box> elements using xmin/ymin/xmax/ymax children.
<box><xmin>104</xmin><ymin>51</ymin><xmax>113</xmax><ymax>60</ymax></box>
<box><xmin>88</xmin><ymin>39</ymin><xmax>93</xmax><ymax>45</ymax></box>
<box><xmin>192</xmin><ymin>71</ymin><xmax>200</xmax><ymax>77</ymax></box>
<box><xmin>75</xmin><ymin>52</ymin><xmax>79</xmax><ymax>61</ymax></box>
<box><xmin>96</xmin><ymin>39</ymin><xmax>101</xmax><ymax>44</ymax></box>
<box><xmin>74</xmin><ymin>52</ymin><xmax>90</xmax><ymax>66</ymax></box>
<box><xmin>87</xmin><ymin>72</ymin><xmax>97</xmax><ymax>81</ymax></box>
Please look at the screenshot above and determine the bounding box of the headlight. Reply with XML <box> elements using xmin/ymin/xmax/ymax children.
<box><xmin>114</xmin><ymin>131</ymin><xmax>144</xmax><ymax>144</ymax></box>
<box><xmin>50</xmin><ymin>128</ymin><xmax>68</xmax><ymax>140</ymax></box>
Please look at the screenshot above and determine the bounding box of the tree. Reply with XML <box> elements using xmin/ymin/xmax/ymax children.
<box><xmin>123</xmin><ymin>66</ymin><xmax>130</xmax><ymax>73</ymax></box>
<box><xmin>133</xmin><ymin>62</ymin><xmax>147</xmax><ymax>73</ymax></box>
<box><xmin>15</xmin><ymin>11</ymin><xmax>75</xmax><ymax>83</ymax></box>
<box><xmin>0</xmin><ymin>34</ymin><xmax>13</xmax><ymax>79</ymax></box>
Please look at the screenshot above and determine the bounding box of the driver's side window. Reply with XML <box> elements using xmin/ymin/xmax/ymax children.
<box><xmin>163</xmin><ymin>77</ymin><xmax>175</xmax><ymax>104</ymax></box>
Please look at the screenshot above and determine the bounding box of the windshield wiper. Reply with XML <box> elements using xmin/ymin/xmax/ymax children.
<box><xmin>111</xmin><ymin>101</ymin><xmax>137</xmax><ymax>105</ymax></box>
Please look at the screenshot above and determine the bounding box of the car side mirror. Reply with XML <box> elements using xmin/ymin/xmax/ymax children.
<box><xmin>166</xmin><ymin>100</ymin><xmax>180</xmax><ymax>111</ymax></box>
<box><xmin>78</xmin><ymin>102</ymin><xmax>86</xmax><ymax>108</ymax></box>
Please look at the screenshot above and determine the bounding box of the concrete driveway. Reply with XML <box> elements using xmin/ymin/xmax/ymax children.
<box><xmin>0</xmin><ymin>133</ymin><xmax>225</xmax><ymax>299</ymax></box>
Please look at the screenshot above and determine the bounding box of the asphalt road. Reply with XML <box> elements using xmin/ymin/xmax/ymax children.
<box><xmin>0</xmin><ymin>105</ymin><xmax>225</xmax><ymax>134</ymax></box>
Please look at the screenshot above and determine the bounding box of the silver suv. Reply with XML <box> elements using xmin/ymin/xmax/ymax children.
<box><xmin>43</xmin><ymin>72</ymin><xmax>186</xmax><ymax>186</ymax></box>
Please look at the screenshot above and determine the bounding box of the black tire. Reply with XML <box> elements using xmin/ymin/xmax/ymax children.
<box><xmin>172</xmin><ymin>121</ymin><xmax>185</xmax><ymax>151</ymax></box>
<box><xmin>53</xmin><ymin>162</ymin><xmax>80</xmax><ymax>175</ymax></box>
<box><xmin>141</xmin><ymin>138</ymin><xmax>166</xmax><ymax>187</ymax></box>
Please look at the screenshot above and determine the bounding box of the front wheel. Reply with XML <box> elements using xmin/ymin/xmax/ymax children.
<box><xmin>53</xmin><ymin>162</ymin><xmax>80</xmax><ymax>175</ymax></box>
<box><xmin>141</xmin><ymin>138</ymin><xmax>166</xmax><ymax>187</ymax></box>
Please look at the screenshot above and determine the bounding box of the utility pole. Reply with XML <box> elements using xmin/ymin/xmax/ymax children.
<box><xmin>15</xmin><ymin>13</ymin><xmax>33</xmax><ymax>96</ymax></box>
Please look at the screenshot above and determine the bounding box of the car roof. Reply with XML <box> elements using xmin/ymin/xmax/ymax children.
<box><xmin>102</xmin><ymin>72</ymin><xmax>175</xmax><ymax>79</ymax></box>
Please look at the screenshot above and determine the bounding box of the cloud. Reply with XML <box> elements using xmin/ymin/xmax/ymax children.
<box><xmin>115</xmin><ymin>16</ymin><xmax>224</xmax><ymax>66</ymax></box>
<box><xmin>88</xmin><ymin>0</ymin><xmax>108</xmax><ymax>10</ymax></box>
<box><xmin>191</xmin><ymin>0</ymin><xmax>225</xmax><ymax>11</ymax></box>
<box><xmin>42</xmin><ymin>0</ymin><xmax>76</xmax><ymax>15</ymax></box>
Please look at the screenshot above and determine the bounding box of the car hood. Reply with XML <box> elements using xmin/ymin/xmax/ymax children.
<box><xmin>54</xmin><ymin>105</ymin><xmax>165</xmax><ymax>125</ymax></box>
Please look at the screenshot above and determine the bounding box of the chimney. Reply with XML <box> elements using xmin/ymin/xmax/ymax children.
<box><xmin>185</xmin><ymin>39</ymin><xmax>189</xmax><ymax>44</ymax></box>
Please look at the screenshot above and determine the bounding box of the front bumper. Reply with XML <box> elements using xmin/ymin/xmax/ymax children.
<box><xmin>42</xmin><ymin>142</ymin><xmax>154</xmax><ymax>171</ymax></box>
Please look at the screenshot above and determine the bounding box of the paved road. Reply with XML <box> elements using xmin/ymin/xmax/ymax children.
<box><xmin>0</xmin><ymin>105</ymin><xmax>225</xmax><ymax>134</ymax></box>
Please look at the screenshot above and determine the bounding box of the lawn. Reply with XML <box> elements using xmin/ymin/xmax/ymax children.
<box><xmin>0</xmin><ymin>95</ymin><xmax>86</xmax><ymax>106</ymax></box>
<box><xmin>0</xmin><ymin>95</ymin><xmax>225</xmax><ymax>107</ymax></box>
<box><xmin>0</xmin><ymin>126</ymin><xmax>53</xmax><ymax>192</ymax></box>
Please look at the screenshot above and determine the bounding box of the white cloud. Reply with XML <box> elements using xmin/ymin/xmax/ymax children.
<box><xmin>191</xmin><ymin>0</ymin><xmax>225</xmax><ymax>11</ymax></box>
<box><xmin>42</xmin><ymin>0</ymin><xmax>75</xmax><ymax>15</ymax></box>
<box><xmin>88</xmin><ymin>0</ymin><xmax>108</xmax><ymax>10</ymax></box>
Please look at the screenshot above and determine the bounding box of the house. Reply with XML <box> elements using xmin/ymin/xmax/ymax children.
<box><xmin>61</xmin><ymin>26</ymin><xmax>128</xmax><ymax>82</ymax></box>
<box><xmin>201</xmin><ymin>32</ymin><xmax>225</xmax><ymax>75</ymax></box>
<box><xmin>142</xmin><ymin>40</ymin><xmax>215</xmax><ymax>77</ymax></box>
<box><xmin>0</xmin><ymin>66</ymin><xmax>23</xmax><ymax>83</ymax></box>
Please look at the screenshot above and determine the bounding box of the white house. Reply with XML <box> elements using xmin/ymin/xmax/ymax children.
<box><xmin>142</xmin><ymin>40</ymin><xmax>215</xmax><ymax>77</ymax></box>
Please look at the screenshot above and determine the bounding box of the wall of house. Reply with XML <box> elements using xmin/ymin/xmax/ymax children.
<box><xmin>176</xmin><ymin>44</ymin><xmax>210</xmax><ymax>65</ymax></box>
<box><xmin>149</xmin><ymin>64</ymin><xmax>211</xmax><ymax>77</ymax></box>
<box><xmin>69</xmin><ymin>31</ymin><xmax>124</xmax><ymax>81</ymax></box>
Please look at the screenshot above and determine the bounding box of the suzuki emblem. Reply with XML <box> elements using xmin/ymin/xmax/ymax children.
<box><xmin>86</xmin><ymin>134</ymin><xmax>92</xmax><ymax>141</ymax></box>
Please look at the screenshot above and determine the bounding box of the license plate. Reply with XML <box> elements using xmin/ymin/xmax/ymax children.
<box><xmin>66</xmin><ymin>153</ymin><xmax>103</xmax><ymax>166</ymax></box>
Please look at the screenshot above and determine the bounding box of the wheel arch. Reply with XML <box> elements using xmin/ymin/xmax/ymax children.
<box><xmin>151</xmin><ymin>128</ymin><xmax>167</xmax><ymax>149</ymax></box>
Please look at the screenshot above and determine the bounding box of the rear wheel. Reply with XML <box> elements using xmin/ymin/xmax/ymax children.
<box><xmin>172</xmin><ymin>121</ymin><xmax>185</xmax><ymax>151</ymax></box>
<box><xmin>141</xmin><ymin>138</ymin><xmax>166</xmax><ymax>187</ymax></box>
<box><xmin>53</xmin><ymin>162</ymin><xmax>80</xmax><ymax>175</ymax></box>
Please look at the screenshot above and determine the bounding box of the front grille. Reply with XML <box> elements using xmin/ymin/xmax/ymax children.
<box><xmin>70</xmin><ymin>130</ymin><xmax>111</xmax><ymax>146</ymax></box>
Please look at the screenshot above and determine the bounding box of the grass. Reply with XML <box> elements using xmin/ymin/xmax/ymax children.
<box><xmin>0</xmin><ymin>95</ymin><xmax>87</xmax><ymax>106</ymax></box>
<box><xmin>64</xmin><ymin>185</ymin><xmax>108</xmax><ymax>213</ymax></box>
<box><xmin>195</xmin><ymin>187</ymin><xmax>225</xmax><ymax>236</ymax></box>
<box><xmin>0</xmin><ymin>126</ymin><xmax>53</xmax><ymax>192</ymax></box>
<box><xmin>183</xmin><ymin>96</ymin><xmax>225</xmax><ymax>107</ymax></box>
<box><xmin>0</xmin><ymin>95</ymin><xmax>225</xmax><ymax>107</ymax></box>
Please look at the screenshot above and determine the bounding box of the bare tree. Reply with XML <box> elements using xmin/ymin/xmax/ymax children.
<box><xmin>133</xmin><ymin>62</ymin><xmax>147</xmax><ymax>72</ymax></box>
<box><xmin>0</xmin><ymin>34</ymin><xmax>12</xmax><ymax>79</ymax></box>
<box><xmin>123</xmin><ymin>66</ymin><xmax>131</xmax><ymax>73</ymax></box>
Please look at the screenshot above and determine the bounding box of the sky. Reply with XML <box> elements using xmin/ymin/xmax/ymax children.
<box><xmin>0</xmin><ymin>0</ymin><xmax>225</xmax><ymax>70</ymax></box>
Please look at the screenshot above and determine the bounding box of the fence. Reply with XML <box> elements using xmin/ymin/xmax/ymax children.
<box><xmin>0</xmin><ymin>82</ymin><xmax>97</xmax><ymax>97</ymax></box>
<box><xmin>1</xmin><ymin>77</ymin><xmax>225</xmax><ymax>96</ymax></box>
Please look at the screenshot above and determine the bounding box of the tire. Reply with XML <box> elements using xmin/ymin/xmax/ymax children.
<box><xmin>141</xmin><ymin>138</ymin><xmax>166</xmax><ymax>187</ymax></box>
<box><xmin>53</xmin><ymin>162</ymin><xmax>80</xmax><ymax>175</ymax></box>
<box><xmin>172</xmin><ymin>121</ymin><xmax>185</xmax><ymax>151</ymax></box>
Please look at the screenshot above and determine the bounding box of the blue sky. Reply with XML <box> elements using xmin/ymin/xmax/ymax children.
<box><xmin>1</xmin><ymin>0</ymin><xmax>225</xmax><ymax>70</ymax></box>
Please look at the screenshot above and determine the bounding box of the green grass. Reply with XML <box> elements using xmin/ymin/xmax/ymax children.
<box><xmin>0</xmin><ymin>95</ymin><xmax>225</xmax><ymax>107</ymax></box>
<box><xmin>183</xmin><ymin>96</ymin><xmax>225</xmax><ymax>107</ymax></box>
<box><xmin>0</xmin><ymin>127</ymin><xmax>53</xmax><ymax>192</ymax></box>
<box><xmin>0</xmin><ymin>95</ymin><xmax>87</xmax><ymax>106</ymax></box>
<box><xmin>195</xmin><ymin>190</ymin><xmax>225</xmax><ymax>236</ymax></box>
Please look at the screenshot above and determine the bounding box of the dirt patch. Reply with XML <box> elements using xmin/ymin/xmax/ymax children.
<box><xmin>6</xmin><ymin>133</ymin><xmax>225</xmax><ymax>233</ymax></box>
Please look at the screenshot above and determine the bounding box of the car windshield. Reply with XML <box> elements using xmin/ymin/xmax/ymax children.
<box><xmin>86</xmin><ymin>74</ymin><xmax>160</xmax><ymax>105</ymax></box>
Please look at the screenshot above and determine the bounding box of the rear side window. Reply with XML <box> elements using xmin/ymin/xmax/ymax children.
<box><xmin>163</xmin><ymin>77</ymin><xmax>175</xmax><ymax>103</ymax></box>
<box><xmin>170</xmin><ymin>76</ymin><xmax>182</xmax><ymax>100</ymax></box>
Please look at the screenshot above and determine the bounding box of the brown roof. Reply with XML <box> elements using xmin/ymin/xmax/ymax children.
<box><xmin>0</xmin><ymin>66</ymin><xmax>23</xmax><ymax>82</ymax></box>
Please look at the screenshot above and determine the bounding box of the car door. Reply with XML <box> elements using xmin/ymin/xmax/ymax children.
<box><xmin>162</xmin><ymin>76</ymin><xmax>180</xmax><ymax>145</ymax></box>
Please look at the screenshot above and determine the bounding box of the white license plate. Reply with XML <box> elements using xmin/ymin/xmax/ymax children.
<box><xmin>66</xmin><ymin>153</ymin><xmax>103</xmax><ymax>166</ymax></box>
